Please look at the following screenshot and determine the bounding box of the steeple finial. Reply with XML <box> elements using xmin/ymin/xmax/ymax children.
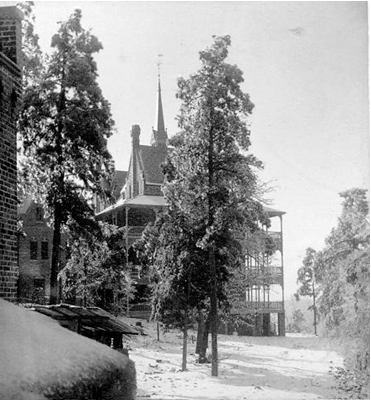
<box><xmin>157</xmin><ymin>54</ymin><xmax>163</xmax><ymax>79</ymax></box>
<box><xmin>151</xmin><ymin>55</ymin><xmax>167</xmax><ymax>147</ymax></box>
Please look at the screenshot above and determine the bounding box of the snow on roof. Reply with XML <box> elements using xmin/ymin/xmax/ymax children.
<box><xmin>97</xmin><ymin>196</ymin><xmax>284</xmax><ymax>218</ymax></box>
<box><xmin>96</xmin><ymin>195</ymin><xmax>166</xmax><ymax>216</ymax></box>
<box><xmin>125</xmin><ymin>195</ymin><xmax>166</xmax><ymax>207</ymax></box>
<box><xmin>263</xmin><ymin>205</ymin><xmax>286</xmax><ymax>217</ymax></box>
<box><xmin>31</xmin><ymin>303</ymin><xmax>139</xmax><ymax>336</ymax></box>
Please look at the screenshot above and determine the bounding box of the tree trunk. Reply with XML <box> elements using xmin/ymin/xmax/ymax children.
<box><xmin>182</xmin><ymin>315</ymin><xmax>188</xmax><ymax>371</ymax></box>
<box><xmin>50</xmin><ymin>63</ymin><xmax>66</xmax><ymax>305</ymax></box>
<box><xmin>196</xmin><ymin>312</ymin><xmax>211</xmax><ymax>363</ymax></box>
<box><xmin>50</xmin><ymin>203</ymin><xmax>62</xmax><ymax>304</ymax></box>
<box><xmin>196</xmin><ymin>311</ymin><xmax>204</xmax><ymax>355</ymax></box>
<box><xmin>207</xmin><ymin>105</ymin><xmax>218</xmax><ymax>376</ymax></box>
<box><xmin>209</xmin><ymin>245</ymin><xmax>218</xmax><ymax>376</ymax></box>
<box><xmin>312</xmin><ymin>280</ymin><xmax>317</xmax><ymax>335</ymax></box>
<box><xmin>157</xmin><ymin>321</ymin><xmax>160</xmax><ymax>342</ymax></box>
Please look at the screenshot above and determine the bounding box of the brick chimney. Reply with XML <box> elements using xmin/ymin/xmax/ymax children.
<box><xmin>129</xmin><ymin>125</ymin><xmax>140</xmax><ymax>198</ymax></box>
<box><xmin>0</xmin><ymin>6</ymin><xmax>23</xmax><ymax>67</ymax></box>
<box><xmin>131</xmin><ymin>124</ymin><xmax>140</xmax><ymax>148</ymax></box>
<box><xmin>0</xmin><ymin>6</ymin><xmax>23</xmax><ymax>300</ymax></box>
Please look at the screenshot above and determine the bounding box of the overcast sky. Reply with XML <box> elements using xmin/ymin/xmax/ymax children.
<box><xmin>4</xmin><ymin>1</ymin><xmax>369</xmax><ymax>299</ymax></box>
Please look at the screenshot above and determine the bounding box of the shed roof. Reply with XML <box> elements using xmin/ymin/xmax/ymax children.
<box><xmin>30</xmin><ymin>304</ymin><xmax>138</xmax><ymax>336</ymax></box>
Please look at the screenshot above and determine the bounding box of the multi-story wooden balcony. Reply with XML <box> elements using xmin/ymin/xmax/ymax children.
<box><xmin>268</xmin><ymin>231</ymin><xmax>283</xmax><ymax>252</ymax></box>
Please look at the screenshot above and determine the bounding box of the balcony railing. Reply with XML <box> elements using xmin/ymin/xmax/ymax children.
<box><xmin>125</xmin><ymin>226</ymin><xmax>145</xmax><ymax>237</ymax></box>
<box><xmin>130</xmin><ymin>303</ymin><xmax>151</xmax><ymax>312</ymax></box>
<box><xmin>231</xmin><ymin>301</ymin><xmax>284</xmax><ymax>314</ymax></box>
<box><xmin>128</xmin><ymin>302</ymin><xmax>152</xmax><ymax>319</ymax></box>
<box><xmin>270</xmin><ymin>266</ymin><xmax>283</xmax><ymax>275</ymax></box>
<box><xmin>247</xmin><ymin>267</ymin><xmax>283</xmax><ymax>285</ymax></box>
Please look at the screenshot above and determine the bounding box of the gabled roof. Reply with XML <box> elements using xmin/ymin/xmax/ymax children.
<box><xmin>139</xmin><ymin>144</ymin><xmax>168</xmax><ymax>184</ymax></box>
<box><xmin>112</xmin><ymin>170</ymin><xmax>127</xmax><ymax>199</ymax></box>
<box><xmin>100</xmin><ymin>170</ymin><xmax>127</xmax><ymax>201</ymax></box>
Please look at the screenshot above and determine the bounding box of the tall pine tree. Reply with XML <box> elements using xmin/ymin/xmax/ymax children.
<box><xmin>17</xmin><ymin>1</ymin><xmax>44</xmax><ymax>85</ymax></box>
<box><xmin>18</xmin><ymin>10</ymin><xmax>115</xmax><ymax>304</ymax></box>
<box><xmin>295</xmin><ymin>247</ymin><xmax>319</xmax><ymax>334</ymax></box>
<box><xmin>162</xmin><ymin>35</ymin><xmax>269</xmax><ymax>376</ymax></box>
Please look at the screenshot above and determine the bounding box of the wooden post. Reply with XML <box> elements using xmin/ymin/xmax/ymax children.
<box><xmin>125</xmin><ymin>206</ymin><xmax>130</xmax><ymax>317</ymax></box>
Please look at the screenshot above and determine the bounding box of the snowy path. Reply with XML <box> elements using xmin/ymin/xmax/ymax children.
<box><xmin>122</xmin><ymin>320</ymin><xmax>343</xmax><ymax>400</ymax></box>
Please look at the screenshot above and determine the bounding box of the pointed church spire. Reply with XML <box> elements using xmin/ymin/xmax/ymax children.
<box><xmin>156</xmin><ymin>78</ymin><xmax>166</xmax><ymax>138</ymax></box>
<box><xmin>151</xmin><ymin>55</ymin><xmax>167</xmax><ymax>147</ymax></box>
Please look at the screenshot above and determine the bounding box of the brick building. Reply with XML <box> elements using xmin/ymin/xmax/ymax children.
<box><xmin>0</xmin><ymin>6</ymin><xmax>23</xmax><ymax>300</ymax></box>
<box><xmin>17</xmin><ymin>195</ymin><xmax>67</xmax><ymax>303</ymax></box>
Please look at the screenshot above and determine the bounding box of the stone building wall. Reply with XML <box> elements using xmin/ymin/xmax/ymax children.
<box><xmin>0</xmin><ymin>7</ymin><xmax>23</xmax><ymax>300</ymax></box>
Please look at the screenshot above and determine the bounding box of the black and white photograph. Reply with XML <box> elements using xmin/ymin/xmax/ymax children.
<box><xmin>0</xmin><ymin>1</ymin><xmax>369</xmax><ymax>399</ymax></box>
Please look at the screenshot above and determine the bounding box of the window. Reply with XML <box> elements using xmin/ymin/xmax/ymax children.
<box><xmin>35</xmin><ymin>206</ymin><xmax>43</xmax><ymax>221</ymax></box>
<box><xmin>41</xmin><ymin>240</ymin><xmax>49</xmax><ymax>260</ymax></box>
<box><xmin>33</xmin><ymin>278</ymin><xmax>44</xmax><ymax>289</ymax></box>
<box><xmin>30</xmin><ymin>240</ymin><xmax>38</xmax><ymax>260</ymax></box>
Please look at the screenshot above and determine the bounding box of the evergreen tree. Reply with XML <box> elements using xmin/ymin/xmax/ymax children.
<box><xmin>17</xmin><ymin>1</ymin><xmax>44</xmax><ymax>85</ymax></box>
<box><xmin>317</xmin><ymin>190</ymin><xmax>369</xmax><ymax>373</ymax></box>
<box><xmin>18</xmin><ymin>10</ymin><xmax>115</xmax><ymax>304</ymax></box>
<box><xmin>295</xmin><ymin>247</ymin><xmax>319</xmax><ymax>334</ymax></box>
<box><xmin>297</xmin><ymin>188</ymin><xmax>369</xmax><ymax>397</ymax></box>
<box><xmin>287</xmin><ymin>309</ymin><xmax>306</xmax><ymax>333</ymax></box>
<box><xmin>161</xmin><ymin>35</ymin><xmax>269</xmax><ymax>376</ymax></box>
<box><xmin>60</xmin><ymin>222</ymin><xmax>133</xmax><ymax>313</ymax></box>
<box><xmin>135</xmin><ymin>210</ymin><xmax>210</xmax><ymax>370</ymax></box>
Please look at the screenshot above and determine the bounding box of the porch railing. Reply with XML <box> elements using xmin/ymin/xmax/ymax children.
<box><xmin>231</xmin><ymin>301</ymin><xmax>284</xmax><ymax>314</ymax></box>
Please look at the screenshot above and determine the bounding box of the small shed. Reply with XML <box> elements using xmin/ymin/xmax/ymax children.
<box><xmin>30</xmin><ymin>304</ymin><xmax>138</xmax><ymax>350</ymax></box>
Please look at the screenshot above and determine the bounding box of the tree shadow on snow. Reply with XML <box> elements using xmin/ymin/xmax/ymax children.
<box><xmin>217</xmin><ymin>354</ymin><xmax>338</xmax><ymax>398</ymax></box>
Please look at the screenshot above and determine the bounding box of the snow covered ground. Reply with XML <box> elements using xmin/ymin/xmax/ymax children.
<box><xmin>120</xmin><ymin>318</ymin><xmax>344</xmax><ymax>400</ymax></box>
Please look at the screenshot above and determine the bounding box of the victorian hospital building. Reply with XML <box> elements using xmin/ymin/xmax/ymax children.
<box><xmin>96</xmin><ymin>78</ymin><xmax>286</xmax><ymax>336</ymax></box>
